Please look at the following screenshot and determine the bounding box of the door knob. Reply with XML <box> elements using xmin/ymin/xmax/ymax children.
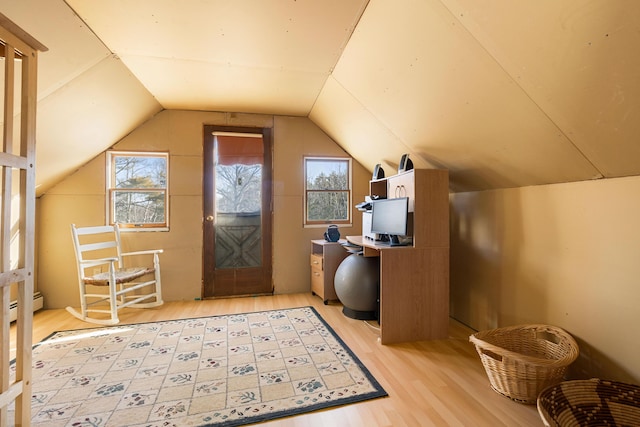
<box><xmin>205</xmin><ymin>215</ymin><xmax>214</xmax><ymax>222</ymax></box>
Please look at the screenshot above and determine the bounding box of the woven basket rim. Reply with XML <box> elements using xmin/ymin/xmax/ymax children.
<box><xmin>469</xmin><ymin>324</ymin><xmax>579</xmax><ymax>367</ymax></box>
<box><xmin>539</xmin><ymin>378</ymin><xmax>640</xmax><ymax>399</ymax></box>
<box><xmin>537</xmin><ymin>378</ymin><xmax>640</xmax><ymax>425</ymax></box>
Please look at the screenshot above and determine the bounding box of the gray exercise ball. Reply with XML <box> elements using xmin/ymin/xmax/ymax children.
<box><xmin>334</xmin><ymin>254</ymin><xmax>380</xmax><ymax>320</ymax></box>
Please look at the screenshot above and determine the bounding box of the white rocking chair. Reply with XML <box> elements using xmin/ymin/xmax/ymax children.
<box><xmin>67</xmin><ymin>223</ymin><xmax>164</xmax><ymax>325</ymax></box>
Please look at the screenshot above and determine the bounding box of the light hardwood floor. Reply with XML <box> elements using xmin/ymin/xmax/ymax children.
<box><xmin>10</xmin><ymin>293</ymin><xmax>542</xmax><ymax>426</ymax></box>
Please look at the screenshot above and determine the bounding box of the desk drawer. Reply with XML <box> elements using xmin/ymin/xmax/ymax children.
<box><xmin>310</xmin><ymin>254</ymin><xmax>323</xmax><ymax>270</ymax></box>
<box><xmin>311</xmin><ymin>268</ymin><xmax>324</xmax><ymax>296</ymax></box>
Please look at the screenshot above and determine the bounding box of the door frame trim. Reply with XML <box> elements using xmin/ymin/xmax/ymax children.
<box><xmin>202</xmin><ymin>125</ymin><xmax>274</xmax><ymax>298</ymax></box>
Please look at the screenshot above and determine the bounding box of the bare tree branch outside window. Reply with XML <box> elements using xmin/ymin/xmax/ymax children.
<box><xmin>215</xmin><ymin>164</ymin><xmax>262</xmax><ymax>213</ymax></box>
<box><xmin>109</xmin><ymin>153</ymin><xmax>168</xmax><ymax>228</ymax></box>
<box><xmin>305</xmin><ymin>157</ymin><xmax>351</xmax><ymax>224</ymax></box>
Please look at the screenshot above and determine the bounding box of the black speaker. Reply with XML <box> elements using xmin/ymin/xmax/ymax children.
<box><xmin>398</xmin><ymin>154</ymin><xmax>413</xmax><ymax>173</ymax></box>
<box><xmin>372</xmin><ymin>164</ymin><xmax>385</xmax><ymax>180</ymax></box>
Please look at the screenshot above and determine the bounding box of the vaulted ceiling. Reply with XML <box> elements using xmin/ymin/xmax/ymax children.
<box><xmin>2</xmin><ymin>0</ymin><xmax>639</xmax><ymax>195</ymax></box>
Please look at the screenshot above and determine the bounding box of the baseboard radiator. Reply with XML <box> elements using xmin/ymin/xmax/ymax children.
<box><xmin>9</xmin><ymin>292</ymin><xmax>43</xmax><ymax>322</ymax></box>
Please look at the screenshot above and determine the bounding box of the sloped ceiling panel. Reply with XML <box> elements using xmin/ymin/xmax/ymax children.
<box><xmin>3</xmin><ymin>0</ymin><xmax>639</xmax><ymax>195</ymax></box>
<box><xmin>1</xmin><ymin>0</ymin><xmax>107</xmax><ymax>101</ymax></box>
<box><xmin>444</xmin><ymin>0</ymin><xmax>640</xmax><ymax>178</ymax></box>
<box><xmin>118</xmin><ymin>55</ymin><xmax>326</xmax><ymax>116</ymax></box>
<box><xmin>310</xmin><ymin>76</ymin><xmax>421</xmax><ymax>176</ymax></box>
<box><xmin>313</xmin><ymin>0</ymin><xmax>603</xmax><ymax>192</ymax></box>
<box><xmin>65</xmin><ymin>0</ymin><xmax>369</xmax><ymax>115</ymax></box>
<box><xmin>2</xmin><ymin>0</ymin><xmax>162</xmax><ymax>195</ymax></box>
<box><xmin>35</xmin><ymin>56</ymin><xmax>163</xmax><ymax>193</ymax></box>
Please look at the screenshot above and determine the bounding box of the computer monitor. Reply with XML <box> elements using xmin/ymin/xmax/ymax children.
<box><xmin>370</xmin><ymin>197</ymin><xmax>409</xmax><ymax>246</ymax></box>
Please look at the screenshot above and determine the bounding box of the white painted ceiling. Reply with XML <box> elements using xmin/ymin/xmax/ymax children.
<box><xmin>1</xmin><ymin>0</ymin><xmax>639</xmax><ymax>195</ymax></box>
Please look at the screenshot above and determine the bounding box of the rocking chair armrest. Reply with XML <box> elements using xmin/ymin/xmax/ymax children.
<box><xmin>79</xmin><ymin>258</ymin><xmax>119</xmax><ymax>268</ymax></box>
<box><xmin>121</xmin><ymin>249</ymin><xmax>163</xmax><ymax>257</ymax></box>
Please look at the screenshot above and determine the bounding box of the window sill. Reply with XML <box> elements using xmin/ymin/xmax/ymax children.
<box><xmin>119</xmin><ymin>227</ymin><xmax>170</xmax><ymax>232</ymax></box>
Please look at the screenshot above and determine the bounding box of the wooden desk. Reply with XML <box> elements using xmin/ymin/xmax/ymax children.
<box><xmin>347</xmin><ymin>235</ymin><xmax>449</xmax><ymax>344</ymax></box>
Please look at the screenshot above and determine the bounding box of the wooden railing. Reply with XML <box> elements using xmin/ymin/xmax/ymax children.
<box><xmin>0</xmin><ymin>12</ymin><xmax>46</xmax><ymax>427</ymax></box>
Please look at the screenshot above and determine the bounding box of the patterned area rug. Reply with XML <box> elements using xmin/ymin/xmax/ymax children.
<box><xmin>9</xmin><ymin>306</ymin><xmax>387</xmax><ymax>426</ymax></box>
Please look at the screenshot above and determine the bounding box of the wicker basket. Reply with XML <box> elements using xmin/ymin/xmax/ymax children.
<box><xmin>469</xmin><ymin>324</ymin><xmax>579</xmax><ymax>404</ymax></box>
<box><xmin>537</xmin><ymin>379</ymin><xmax>640</xmax><ymax>426</ymax></box>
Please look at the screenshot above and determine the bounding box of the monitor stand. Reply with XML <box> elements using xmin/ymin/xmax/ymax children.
<box><xmin>376</xmin><ymin>234</ymin><xmax>411</xmax><ymax>247</ymax></box>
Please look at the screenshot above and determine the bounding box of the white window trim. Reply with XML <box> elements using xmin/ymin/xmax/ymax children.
<box><xmin>303</xmin><ymin>156</ymin><xmax>353</xmax><ymax>228</ymax></box>
<box><xmin>106</xmin><ymin>150</ymin><xmax>169</xmax><ymax>232</ymax></box>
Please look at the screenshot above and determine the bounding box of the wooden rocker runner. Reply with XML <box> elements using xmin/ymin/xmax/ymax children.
<box><xmin>67</xmin><ymin>223</ymin><xmax>164</xmax><ymax>325</ymax></box>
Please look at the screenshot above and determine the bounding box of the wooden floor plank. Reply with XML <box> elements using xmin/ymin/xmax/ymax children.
<box><xmin>10</xmin><ymin>293</ymin><xmax>542</xmax><ymax>426</ymax></box>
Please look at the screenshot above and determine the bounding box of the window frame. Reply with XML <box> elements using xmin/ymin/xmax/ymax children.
<box><xmin>106</xmin><ymin>150</ymin><xmax>169</xmax><ymax>231</ymax></box>
<box><xmin>303</xmin><ymin>156</ymin><xmax>352</xmax><ymax>227</ymax></box>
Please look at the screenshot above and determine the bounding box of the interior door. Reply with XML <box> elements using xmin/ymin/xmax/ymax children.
<box><xmin>203</xmin><ymin>126</ymin><xmax>273</xmax><ymax>298</ymax></box>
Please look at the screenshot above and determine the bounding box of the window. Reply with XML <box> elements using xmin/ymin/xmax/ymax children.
<box><xmin>304</xmin><ymin>157</ymin><xmax>351</xmax><ymax>226</ymax></box>
<box><xmin>107</xmin><ymin>151</ymin><xmax>169</xmax><ymax>229</ymax></box>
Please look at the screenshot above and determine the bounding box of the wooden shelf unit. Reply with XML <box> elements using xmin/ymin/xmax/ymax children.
<box><xmin>350</xmin><ymin>168</ymin><xmax>450</xmax><ymax>344</ymax></box>
<box><xmin>371</xmin><ymin>169</ymin><xmax>449</xmax><ymax>248</ymax></box>
<box><xmin>310</xmin><ymin>240</ymin><xmax>348</xmax><ymax>304</ymax></box>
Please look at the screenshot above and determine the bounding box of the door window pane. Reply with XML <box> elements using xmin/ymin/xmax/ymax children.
<box><xmin>214</xmin><ymin>136</ymin><xmax>263</xmax><ymax>269</ymax></box>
